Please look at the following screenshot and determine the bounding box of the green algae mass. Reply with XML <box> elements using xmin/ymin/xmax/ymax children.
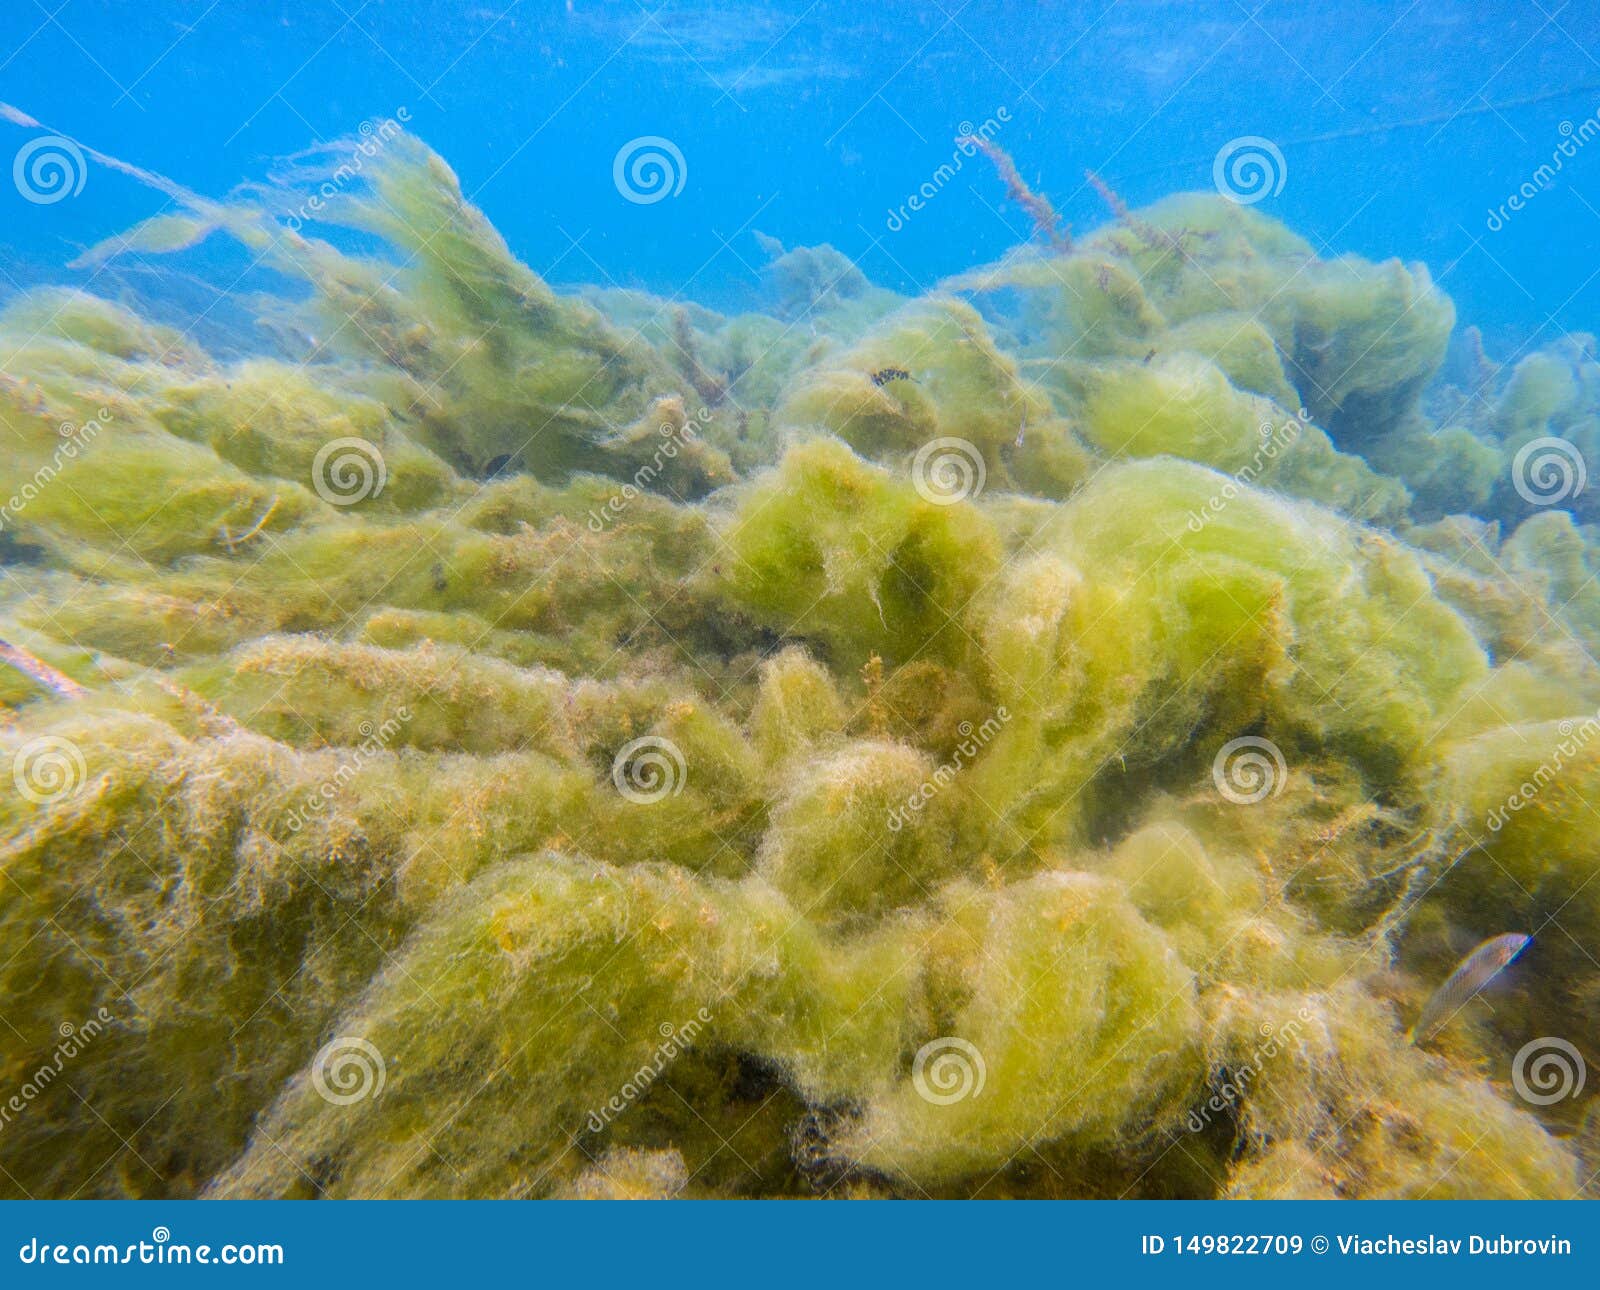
<box><xmin>3</xmin><ymin>135</ymin><xmax>1598</xmax><ymax>1202</ymax></box>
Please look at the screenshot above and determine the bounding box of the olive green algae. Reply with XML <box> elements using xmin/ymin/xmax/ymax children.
<box><xmin>1</xmin><ymin>135</ymin><xmax>1597</xmax><ymax>1200</ymax></box>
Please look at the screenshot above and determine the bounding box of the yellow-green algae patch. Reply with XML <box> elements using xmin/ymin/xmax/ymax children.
<box><xmin>0</xmin><ymin>133</ymin><xmax>1595</xmax><ymax>1199</ymax></box>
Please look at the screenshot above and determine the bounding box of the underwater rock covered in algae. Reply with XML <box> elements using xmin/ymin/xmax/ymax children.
<box><xmin>1</xmin><ymin>131</ymin><xmax>1598</xmax><ymax>1200</ymax></box>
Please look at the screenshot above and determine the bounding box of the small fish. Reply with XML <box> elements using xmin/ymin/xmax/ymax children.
<box><xmin>869</xmin><ymin>367</ymin><xmax>915</xmax><ymax>387</ymax></box>
<box><xmin>1410</xmin><ymin>932</ymin><xmax>1530</xmax><ymax>1043</ymax></box>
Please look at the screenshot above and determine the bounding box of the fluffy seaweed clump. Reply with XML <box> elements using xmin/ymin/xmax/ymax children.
<box><xmin>2</xmin><ymin>133</ymin><xmax>1597</xmax><ymax>1200</ymax></box>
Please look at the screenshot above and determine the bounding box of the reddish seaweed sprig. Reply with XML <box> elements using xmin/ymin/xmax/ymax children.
<box><xmin>965</xmin><ymin>135</ymin><xmax>1072</xmax><ymax>253</ymax></box>
<box><xmin>1084</xmin><ymin>167</ymin><xmax>1195</xmax><ymax>264</ymax></box>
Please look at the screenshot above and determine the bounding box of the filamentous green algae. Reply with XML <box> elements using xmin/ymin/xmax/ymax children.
<box><xmin>2</xmin><ymin>131</ymin><xmax>1598</xmax><ymax>1200</ymax></box>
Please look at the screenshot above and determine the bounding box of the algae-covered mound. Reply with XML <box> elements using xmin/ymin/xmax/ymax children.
<box><xmin>1</xmin><ymin>130</ymin><xmax>1597</xmax><ymax>1201</ymax></box>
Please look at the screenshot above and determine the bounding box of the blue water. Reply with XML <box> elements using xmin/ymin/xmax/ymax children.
<box><xmin>2</xmin><ymin>1</ymin><xmax>1598</xmax><ymax>350</ymax></box>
